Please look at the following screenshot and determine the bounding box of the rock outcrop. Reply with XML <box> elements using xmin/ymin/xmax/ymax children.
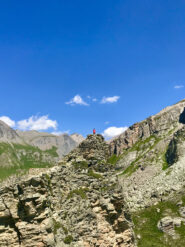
<box><xmin>0</xmin><ymin>134</ymin><xmax>134</xmax><ymax>247</ymax></box>
<box><xmin>157</xmin><ymin>216</ymin><xmax>185</xmax><ymax>237</ymax></box>
<box><xmin>106</xmin><ymin>99</ymin><xmax>185</xmax><ymax>214</ymax></box>
<box><xmin>70</xmin><ymin>133</ymin><xmax>85</xmax><ymax>144</ymax></box>
<box><xmin>61</xmin><ymin>134</ymin><xmax>110</xmax><ymax>165</ymax></box>
<box><xmin>109</xmin><ymin>99</ymin><xmax>185</xmax><ymax>155</ymax></box>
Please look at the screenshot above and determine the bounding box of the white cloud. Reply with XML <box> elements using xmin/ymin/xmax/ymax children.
<box><xmin>174</xmin><ymin>85</ymin><xmax>184</xmax><ymax>89</ymax></box>
<box><xmin>66</xmin><ymin>95</ymin><xmax>89</xmax><ymax>106</ymax></box>
<box><xmin>101</xmin><ymin>96</ymin><xmax>120</xmax><ymax>104</ymax></box>
<box><xmin>17</xmin><ymin>115</ymin><xmax>57</xmax><ymax>131</ymax></box>
<box><xmin>0</xmin><ymin>116</ymin><xmax>15</xmax><ymax>127</ymax></box>
<box><xmin>87</xmin><ymin>96</ymin><xmax>98</xmax><ymax>102</ymax></box>
<box><xmin>52</xmin><ymin>130</ymin><xmax>70</xmax><ymax>136</ymax></box>
<box><xmin>102</xmin><ymin>126</ymin><xmax>128</xmax><ymax>139</ymax></box>
<box><xmin>105</xmin><ymin>121</ymin><xmax>110</xmax><ymax>125</ymax></box>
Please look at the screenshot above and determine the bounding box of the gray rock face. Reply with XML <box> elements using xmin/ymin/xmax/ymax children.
<box><xmin>70</xmin><ymin>133</ymin><xmax>85</xmax><ymax>144</ymax></box>
<box><xmin>104</xmin><ymin>99</ymin><xmax>185</xmax><ymax>212</ymax></box>
<box><xmin>109</xmin><ymin>99</ymin><xmax>185</xmax><ymax>155</ymax></box>
<box><xmin>0</xmin><ymin>121</ymin><xmax>23</xmax><ymax>144</ymax></box>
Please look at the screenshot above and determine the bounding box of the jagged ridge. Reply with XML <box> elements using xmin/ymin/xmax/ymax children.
<box><xmin>0</xmin><ymin>99</ymin><xmax>185</xmax><ymax>246</ymax></box>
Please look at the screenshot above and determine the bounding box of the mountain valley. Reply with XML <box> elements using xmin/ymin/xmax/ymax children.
<box><xmin>0</xmin><ymin>121</ymin><xmax>83</xmax><ymax>181</ymax></box>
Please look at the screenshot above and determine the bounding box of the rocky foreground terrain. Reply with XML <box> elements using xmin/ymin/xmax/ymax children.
<box><xmin>0</xmin><ymin>99</ymin><xmax>185</xmax><ymax>246</ymax></box>
<box><xmin>0</xmin><ymin>134</ymin><xmax>134</xmax><ymax>247</ymax></box>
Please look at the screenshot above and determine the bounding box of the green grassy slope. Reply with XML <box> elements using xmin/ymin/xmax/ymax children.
<box><xmin>0</xmin><ymin>143</ymin><xmax>58</xmax><ymax>181</ymax></box>
<box><xmin>132</xmin><ymin>196</ymin><xmax>185</xmax><ymax>247</ymax></box>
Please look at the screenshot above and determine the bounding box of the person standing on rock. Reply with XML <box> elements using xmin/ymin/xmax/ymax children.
<box><xmin>93</xmin><ymin>128</ymin><xmax>96</xmax><ymax>134</ymax></box>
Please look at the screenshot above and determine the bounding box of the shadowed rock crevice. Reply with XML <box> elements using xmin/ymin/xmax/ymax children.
<box><xmin>166</xmin><ymin>138</ymin><xmax>178</xmax><ymax>166</ymax></box>
<box><xmin>179</xmin><ymin>107</ymin><xmax>185</xmax><ymax>124</ymax></box>
<box><xmin>166</xmin><ymin>126</ymin><xmax>185</xmax><ymax>166</ymax></box>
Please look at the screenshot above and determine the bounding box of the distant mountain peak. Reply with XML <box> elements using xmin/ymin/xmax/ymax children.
<box><xmin>0</xmin><ymin>120</ymin><xmax>23</xmax><ymax>143</ymax></box>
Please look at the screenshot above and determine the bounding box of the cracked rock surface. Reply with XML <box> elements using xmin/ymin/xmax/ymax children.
<box><xmin>0</xmin><ymin>135</ymin><xmax>134</xmax><ymax>247</ymax></box>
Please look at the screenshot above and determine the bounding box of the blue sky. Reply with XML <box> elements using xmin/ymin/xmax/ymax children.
<box><xmin>0</xmin><ymin>0</ymin><xmax>185</xmax><ymax>138</ymax></box>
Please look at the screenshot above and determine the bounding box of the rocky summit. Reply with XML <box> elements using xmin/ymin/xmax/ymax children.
<box><xmin>61</xmin><ymin>134</ymin><xmax>110</xmax><ymax>166</ymax></box>
<box><xmin>0</xmin><ymin>99</ymin><xmax>185</xmax><ymax>246</ymax></box>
